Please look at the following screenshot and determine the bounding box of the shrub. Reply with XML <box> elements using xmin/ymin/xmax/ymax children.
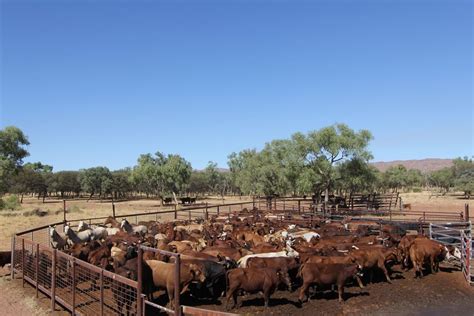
<box><xmin>23</xmin><ymin>208</ymin><xmax>49</xmax><ymax>217</ymax></box>
<box><xmin>412</xmin><ymin>187</ymin><xmax>422</xmax><ymax>193</ymax></box>
<box><xmin>1</xmin><ymin>195</ymin><xmax>21</xmax><ymax>211</ymax></box>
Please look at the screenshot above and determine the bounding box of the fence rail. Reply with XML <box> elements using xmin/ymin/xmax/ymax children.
<box><xmin>10</xmin><ymin>197</ymin><xmax>473</xmax><ymax>316</ymax></box>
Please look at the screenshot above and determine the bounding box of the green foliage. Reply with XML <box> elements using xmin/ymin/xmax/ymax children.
<box><xmin>452</xmin><ymin>157</ymin><xmax>474</xmax><ymax>198</ymax></box>
<box><xmin>79</xmin><ymin>167</ymin><xmax>113</xmax><ymax>198</ymax></box>
<box><xmin>130</xmin><ymin>152</ymin><xmax>192</xmax><ymax>196</ymax></box>
<box><xmin>228</xmin><ymin>124</ymin><xmax>373</xmax><ymax>197</ymax></box>
<box><xmin>428</xmin><ymin>167</ymin><xmax>454</xmax><ymax>193</ymax></box>
<box><xmin>336</xmin><ymin>158</ymin><xmax>379</xmax><ymax>194</ymax></box>
<box><xmin>1</xmin><ymin>194</ymin><xmax>21</xmax><ymax>211</ymax></box>
<box><xmin>0</xmin><ymin>126</ymin><xmax>30</xmax><ymax>194</ymax></box>
<box><xmin>49</xmin><ymin>171</ymin><xmax>81</xmax><ymax>197</ymax></box>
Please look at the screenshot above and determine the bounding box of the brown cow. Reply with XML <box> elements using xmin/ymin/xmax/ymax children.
<box><xmin>247</xmin><ymin>257</ymin><xmax>299</xmax><ymax>290</ymax></box>
<box><xmin>146</xmin><ymin>260</ymin><xmax>206</xmax><ymax>309</ymax></box>
<box><xmin>398</xmin><ymin>234</ymin><xmax>428</xmax><ymax>267</ymax></box>
<box><xmin>408</xmin><ymin>239</ymin><xmax>450</xmax><ymax>278</ymax></box>
<box><xmin>349</xmin><ymin>247</ymin><xmax>400</xmax><ymax>283</ymax></box>
<box><xmin>226</xmin><ymin>267</ymin><xmax>291</xmax><ymax>310</ymax></box>
<box><xmin>304</xmin><ymin>256</ymin><xmax>364</xmax><ymax>288</ymax></box>
<box><xmin>298</xmin><ymin>263</ymin><xmax>362</xmax><ymax>303</ymax></box>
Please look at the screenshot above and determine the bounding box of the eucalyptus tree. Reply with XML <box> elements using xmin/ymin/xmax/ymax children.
<box><xmin>292</xmin><ymin>124</ymin><xmax>373</xmax><ymax>203</ymax></box>
<box><xmin>0</xmin><ymin>126</ymin><xmax>30</xmax><ymax>194</ymax></box>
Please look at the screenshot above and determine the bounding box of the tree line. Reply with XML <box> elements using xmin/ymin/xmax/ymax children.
<box><xmin>0</xmin><ymin>125</ymin><xmax>472</xmax><ymax>207</ymax></box>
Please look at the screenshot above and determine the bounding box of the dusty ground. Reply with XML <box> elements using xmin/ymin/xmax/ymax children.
<box><xmin>189</xmin><ymin>265</ymin><xmax>474</xmax><ymax>315</ymax></box>
<box><xmin>0</xmin><ymin>192</ymin><xmax>472</xmax><ymax>315</ymax></box>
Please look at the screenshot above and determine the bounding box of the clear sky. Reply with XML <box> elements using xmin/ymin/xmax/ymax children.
<box><xmin>1</xmin><ymin>0</ymin><xmax>472</xmax><ymax>171</ymax></box>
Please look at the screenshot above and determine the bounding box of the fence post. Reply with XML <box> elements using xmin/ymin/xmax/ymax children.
<box><xmin>429</xmin><ymin>223</ymin><xmax>433</xmax><ymax>239</ymax></box>
<box><xmin>252</xmin><ymin>197</ymin><xmax>255</xmax><ymax>210</ymax></box>
<box><xmin>389</xmin><ymin>208</ymin><xmax>392</xmax><ymax>222</ymax></box>
<box><xmin>399</xmin><ymin>197</ymin><xmax>402</xmax><ymax>211</ymax></box>
<box><xmin>465</xmin><ymin>204</ymin><xmax>470</xmax><ymax>222</ymax></box>
<box><xmin>298</xmin><ymin>200</ymin><xmax>301</xmax><ymax>213</ymax></box>
<box><xmin>137</xmin><ymin>247</ymin><xmax>143</xmax><ymax>316</ymax></box>
<box><xmin>112</xmin><ymin>202</ymin><xmax>116</xmax><ymax>219</ymax></box>
<box><xmin>10</xmin><ymin>236</ymin><xmax>15</xmax><ymax>280</ymax></box>
<box><xmin>217</xmin><ymin>205</ymin><xmax>220</xmax><ymax>216</ymax></box>
<box><xmin>51</xmin><ymin>249</ymin><xmax>56</xmax><ymax>311</ymax></box>
<box><xmin>100</xmin><ymin>270</ymin><xmax>104</xmax><ymax>316</ymax></box>
<box><xmin>72</xmin><ymin>259</ymin><xmax>76</xmax><ymax>315</ymax></box>
<box><xmin>63</xmin><ymin>200</ymin><xmax>67</xmax><ymax>223</ymax></box>
<box><xmin>174</xmin><ymin>205</ymin><xmax>177</xmax><ymax>220</ymax></box>
<box><xmin>35</xmin><ymin>243</ymin><xmax>39</xmax><ymax>298</ymax></box>
<box><xmin>22</xmin><ymin>239</ymin><xmax>25</xmax><ymax>287</ymax></box>
<box><xmin>205</xmin><ymin>202</ymin><xmax>209</xmax><ymax>220</ymax></box>
<box><xmin>175</xmin><ymin>254</ymin><xmax>181</xmax><ymax>316</ymax></box>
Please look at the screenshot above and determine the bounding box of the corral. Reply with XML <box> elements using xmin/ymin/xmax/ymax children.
<box><xmin>8</xmin><ymin>198</ymin><xmax>474</xmax><ymax>315</ymax></box>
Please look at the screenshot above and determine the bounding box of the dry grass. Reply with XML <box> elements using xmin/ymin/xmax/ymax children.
<box><xmin>0</xmin><ymin>195</ymin><xmax>250</xmax><ymax>250</ymax></box>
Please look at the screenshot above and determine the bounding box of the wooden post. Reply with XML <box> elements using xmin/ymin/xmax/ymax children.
<box><xmin>217</xmin><ymin>205</ymin><xmax>220</xmax><ymax>216</ymax></box>
<box><xmin>35</xmin><ymin>243</ymin><xmax>39</xmax><ymax>298</ymax></box>
<box><xmin>298</xmin><ymin>200</ymin><xmax>301</xmax><ymax>213</ymax></box>
<box><xmin>22</xmin><ymin>239</ymin><xmax>25</xmax><ymax>287</ymax></box>
<box><xmin>252</xmin><ymin>197</ymin><xmax>255</xmax><ymax>210</ymax></box>
<box><xmin>465</xmin><ymin>204</ymin><xmax>470</xmax><ymax>222</ymax></box>
<box><xmin>112</xmin><ymin>202</ymin><xmax>116</xmax><ymax>219</ymax></box>
<box><xmin>10</xmin><ymin>236</ymin><xmax>15</xmax><ymax>280</ymax></box>
<box><xmin>72</xmin><ymin>259</ymin><xmax>76</xmax><ymax>315</ymax></box>
<box><xmin>63</xmin><ymin>200</ymin><xmax>66</xmax><ymax>223</ymax></box>
<box><xmin>175</xmin><ymin>254</ymin><xmax>181</xmax><ymax>316</ymax></box>
<box><xmin>174</xmin><ymin>205</ymin><xmax>177</xmax><ymax>220</ymax></box>
<box><xmin>137</xmin><ymin>248</ymin><xmax>143</xmax><ymax>316</ymax></box>
<box><xmin>51</xmin><ymin>249</ymin><xmax>56</xmax><ymax>311</ymax></box>
<box><xmin>205</xmin><ymin>202</ymin><xmax>209</xmax><ymax>220</ymax></box>
<box><xmin>100</xmin><ymin>270</ymin><xmax>104</xmax><ymax>316</ymax></box>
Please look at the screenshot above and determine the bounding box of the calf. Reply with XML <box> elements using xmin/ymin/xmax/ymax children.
<box><xmin>226</xmin><ymin>267</ymin><xmax>291</xmax><ymax>310</ymax></box>
<box><xmin>298</xmin><ymin>263</ymin><xmax>362</xmax><ymax>303</ymax></box>
<box><xmin>146</xmin><ymin>260</ymin><xmax>206</xmax><ymax>309</ymax></box>
<box><xmin>349</xmin><ymin>247</ymin><xmax>399</xmax><ymax>283</ymax></box>
<box><xmin>304</xmin><ymin>255</ymin><xmax>364</xmax><ymax>288</ymax></box>
<box><xmin>409</xmin><ymin>239</ymin><xmax>451</xmax><ymax>278</ymax></box>
<box><xmin>247</xmin><ymin>257</ymin><xmax>299</xmax><ymax>290</ymax></box>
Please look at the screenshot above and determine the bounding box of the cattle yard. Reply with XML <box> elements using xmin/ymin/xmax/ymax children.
<box><xmin>8</xmin><ymin>197</ymin><xmax>474</xmax><ymax>315</ymax></box>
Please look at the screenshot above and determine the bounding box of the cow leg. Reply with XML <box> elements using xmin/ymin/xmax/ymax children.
<box><xmin>337</xmin><ymin>284</ymin><xmax>344</xmax><ymax>302</ymax></box>
<box><xmin>379</xmin><ymin>261</ymin><xmax>391</xmax><ymax>283</ymax></box>
<box><xmin>225</xmin><ymin>286</ymin><xmax>238</xmax><ymax>310</ymax></box>
<box><xmin>298</xmin><ymin>282</ymin><xmax>311</xmax><ymax>303</ymax></box>
<box><xmin>263</xmin><ymin>288</ymin><xmax>271</xmax><ymax>308</ymax></box>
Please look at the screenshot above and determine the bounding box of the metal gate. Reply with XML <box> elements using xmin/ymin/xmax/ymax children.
<box><xmin>461</xmin><ymin>230</ymin><xmax>473</xmax><ymax>285</ymax></box>
<box><xmin>429</xmin><ymin>221</ymin><xmax>473</xmax><ymax>285</ymax></box>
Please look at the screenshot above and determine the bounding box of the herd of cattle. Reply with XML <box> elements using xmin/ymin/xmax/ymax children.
<box><xmin>23</xmin><ymin>208</ymin><xmax>463</xmax><ymax>313</ymax></box>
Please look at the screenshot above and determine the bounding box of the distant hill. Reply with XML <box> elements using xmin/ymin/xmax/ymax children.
<box><xmin>370</xmin><ymin>159</ymin><xmax>453</xmax><ymax>173</ymax></box>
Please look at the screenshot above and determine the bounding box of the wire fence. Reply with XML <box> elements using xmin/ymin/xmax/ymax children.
<box><xmin>10</xmin><ymin>197</ymin><xmax>473</xmax><ymax>316</ymax></box>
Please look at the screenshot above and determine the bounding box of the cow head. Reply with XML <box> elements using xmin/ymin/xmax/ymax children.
<box><xmin>446</xmin><ymin>245</ymin><xmax>462</xmax><ymax>260</ymax></box>
<box><xmin>77</xmin><ymin>221</ymin><xmax>85</xmax><ymax>232</ymax></box>
<box><xmin>49</xmin><ymin>226</ymin><xmax>55</xmax><ymax>237</ymax></box>
<box><xmin>188</xmin><ymin>264</ymin><xmax>206</xmax><ymax>283</ymax></box>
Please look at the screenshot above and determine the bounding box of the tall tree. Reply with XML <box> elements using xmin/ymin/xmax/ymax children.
<box><xmin>292</xmin><ymin>124</ymin><xmax>373</xmax><ymax>203</ymax></box>
<box><xmin>0</xmin><ymin>126</ymin><xmax>30</xmax><ymax>194</ymax></box>
<box><xmin>79</xmin><ymin>167</ymin><xmax>113</xmax><ymax>200</ymax></box>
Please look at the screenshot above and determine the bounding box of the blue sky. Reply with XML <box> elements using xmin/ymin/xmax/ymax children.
<box><xmin>1</xmin><ymin>0</ymin><xmax>472</xmax><ymax>171</ymax></box>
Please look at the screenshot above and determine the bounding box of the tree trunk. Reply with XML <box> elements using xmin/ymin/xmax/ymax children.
<box><xmin>20</xmin><ymin>194</ymin><xmax>24</xmax><ymax>204</ymax></box>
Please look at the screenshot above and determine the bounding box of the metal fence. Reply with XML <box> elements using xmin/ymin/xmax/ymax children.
<box><xmin>10</xmin><ymin>197</ymin><xmax>473</xmax><ymax>316</ymax></box>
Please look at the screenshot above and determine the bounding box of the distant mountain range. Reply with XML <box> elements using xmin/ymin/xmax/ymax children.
<box><xmin>370</xmin><ymin>159</ymin><xmax>453</xmax><ymax>173</ymax></box>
